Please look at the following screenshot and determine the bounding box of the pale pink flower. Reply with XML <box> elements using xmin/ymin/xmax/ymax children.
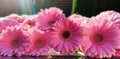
<box><xmin>48</xmin><ymin>18</ymin><xmax>83</xmax><ymax>54</ymax></box>
<box><xmin>81</xmin><ymin>17</ymin><xmax>120</xmax><ymax>58</ymax></box>
<box><xmin>22</xmin><ymin>15</ymin><xmax>38</xmax><ymax>31</ymax></box>
<box><xmin>0</xmin><ymin>26</ymin><xmax>30</xmax><ymax>56</ymax></box>
<box><xmin>28</xmin><ymin>28</ymin><xmax>50</xmax><ymax>56</ymax></box>
<box><xmin>96</xmin><ymin>11</ymin><xmax>120</xmax><ymax>28</ymax></box>
<box><xmin>6</xmin><ymin>14</ymin><xmax>27</xmax><ymax>23</ymax></box>
<box><xmin>0</xmin><ymin>19</ymin><xmax>19</xmax><ymax>33</ymax></box>
<box><xmin>96</xmin><ymin>11</ymin><xmax>118</xmax><ymax>19</ymax></box>
<box><xmin>68</xmin><ymin>14</ymin><xmax>89</xmax><ymax>25</ymax></box>
<box><xmin>36</xmin><ymin>7</ymin><xmax>66</xmax><ymax>30</ymax></box>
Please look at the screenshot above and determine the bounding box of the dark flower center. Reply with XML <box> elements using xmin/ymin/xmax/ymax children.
<box><xmin>94</xmin><ymin>34</ymin><xmax>103</xmax><ymax>42</ymax></box>
<box><xmin>28</xmin><ymin>23</ymin><xmax>32</xmax><ymax>26</ymax></box>
<box><xmin>12</xmin><ymin>39</ymin><xmax>21</xmax><ymax>48</ymax></box>
<box><xmin>62</xmin><ymin>31</ymin><xmax>71</xmax><ymax>39</ymax></box>
<box><xmin>28</xmin><ymin>22</ymin><xmax>35</xmax><ymax>27</ymax></box>
<box><xmin>35</xmin><ymin>40</ymin><xmax>43</xmax><ymax>48</ymax></box>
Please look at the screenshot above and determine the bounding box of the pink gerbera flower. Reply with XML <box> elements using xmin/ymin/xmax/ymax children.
<box><xmin>36</xmin><ymin>7</ymin><xmax>66</xmax><ymax>30</ymax></box>
<box><xmin>6</xmin><ymin>14</ymin><xmax>27</xmax><ymax>23</ymax></box>
<box><xmin>0</xmin><ymin>26</ymin><xmax>30</xmax><ymax>56</ymax></box>
<box><xmin>68</xmin><ymin>14</ymin><xmax>89</xmax><ymax>25</ymax></box>
<box><xmin>28</xmin><ymin>28</ymin><xmax>50</xmax><ymax>56</ymax></box>
<box><xmin>96</xmin><ymin>11</ymin><xmax>118</xmax><ymax>20</ymax></box>
<box><xmin>0</xmin><ymin>19</ymin><xmax>19</xmax><ymax>33</ymax></box>
<box><xmin>98</xmin><ymin>11</ymin><xmax>120</xmax><ymax>56</ymax></box>
<box><xmin>48</xmin><ymin>18</ymin><xmax>83</xmax><ymax>54</ymax></box>
<box><xmin>96</xmin><ymin>11</ymin><xmax>120</xmax><ymax>29</ymax></box>
<box><xmin>22</xmin><ymin>15</ymin><xmax>38</xmax><ymax>31</ymax></box>
<box><xmin>81</xmin><ymin>17</ymin><xmax>120</xmax><ymax>58</ymax></box>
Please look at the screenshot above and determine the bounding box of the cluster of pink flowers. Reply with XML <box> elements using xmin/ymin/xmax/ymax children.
<box><xmin>0</xmin><ymin>7</ymin><xmax>120</xmax><ymax>58</ymax></box>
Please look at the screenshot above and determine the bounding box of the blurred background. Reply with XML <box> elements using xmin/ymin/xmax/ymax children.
<box><xmin>0</xmin><ymin>0</ymin><xmax>120</xmax><ymax>17</ymax></box>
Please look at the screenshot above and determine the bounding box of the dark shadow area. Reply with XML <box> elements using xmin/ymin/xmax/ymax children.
<box><xmin>34</xmin><ymin>0</ymin><xmax>72</xmax><ymax>17</ymax></box>
<box><xmin>72</xmin><ymin>0</ymin><xmax>120</xmax><ymax>17</ymax></box>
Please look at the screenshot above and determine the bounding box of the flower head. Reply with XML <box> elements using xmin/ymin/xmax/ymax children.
<box><xmin>28</xmin><ymin>28</ymin><xmax>50</xmax><ymax>56</ymax></box>
<box><xmin>0</xmin><ymin>19</ymin><xmax>19</xmax><ymax>33</ymax></box>
<box><xmin>97</xmin><ymin>11</ymin><xmax>120</xmax><ymax>56</ymax></box>
<box><xmin>6</xmin><ymin>14</ymin><xmax>27</xmax><ymax>23</ymax></box>
<box><xmin>81</xmin><ymin>17</ymin><xmax>120</xmax><ymax>58</ymax></box>
<box><xmin>97</xmin><ymin>11</ymin><xmax>120</xmax><ymax>29</ymax></box>
<box><xmin>36</xmin><ymin>7</ymin><xmax>66</xmax><ymax>30</ymax></box>
<box><xmin>22</xmin><ymin>15</ymin><xmax>38</xmax><ymax>31</ymax></box>
<box><xmin>48</xmin><ymin>18</ymin><xmax>83</xmax><ymax>54</ymax></box>
<box><xmin>0</xmin><ymin>26</ymin><xmax>30</xmax><ymax>56</ymax></box>
<box><xmin>68</xmin><ymin>14</ymin><xmax>89</xmax><ymax>25</ymax></box>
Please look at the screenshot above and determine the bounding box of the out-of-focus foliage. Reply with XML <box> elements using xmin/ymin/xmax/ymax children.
<box><xmin>71</xmin><ymin>0</ymin><xmax>120</xmax><ymax>17</ymax></box>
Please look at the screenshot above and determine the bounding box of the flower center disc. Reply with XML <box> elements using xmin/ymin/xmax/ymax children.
<box><xmin>28</xmin><ymin>22</ymin><xmax>32</xmax><ymax>25</ymax></box>
<box><xmin>12</xmin><ymin>39</ymin><xmax>21</xmax><ymax>48</ymax></box>
<box><xmin>62</xmin><ymin>31</ymin><xmax>71</xmax><ymax>39</ymax></box>
<box><xmin>35</xmin><ymin>40</ymin><xmax>43</xmax><ymax>48</ymax></box>
<box><xmin>28</xmin><ymin>22</ymin><xmax>35</xmax><ymax>27</ymax></box>
<box><xmin>95</xmin><ymin>34</ymin><xmax>103</xmax><ymax>42</ymax></box>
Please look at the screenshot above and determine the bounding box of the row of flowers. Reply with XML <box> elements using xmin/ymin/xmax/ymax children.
<box><xmin>0</xmin><ymin>7</ymin><xmax>120</xmax><ymax>58</ymax></box>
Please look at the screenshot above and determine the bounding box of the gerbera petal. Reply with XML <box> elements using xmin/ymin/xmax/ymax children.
<box><xmin>81</xmin><ymin>37</ymin><xmax>92</xmax><ymax>51</ymax></box>
<box><xmin>64</xmin><ymin>42</ymin><xmax>69</xmax><ymax>53</ymax></box>
<box><xmin>100</xmin><ymin>45</ymin><xmax>108</xmax><ymax>58</ymax></box>
<box><xmin>50</xmin><ymin>39</ymin><xmax>61</xmax><ymax>48</ymax></box>
<box><xmin>89</xmin><ymin>45</ymin><xmax>96</xmax><ymax>55</ymax></box>
<box><xmin>97</xmin><ymin>46</ymin><xmax>104</xmax><ymax>58</ymax></box>
<box><xmin>56</xmin><ymin>41</ymin><xmax>64</xmax><ymax>53</ymax></box>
